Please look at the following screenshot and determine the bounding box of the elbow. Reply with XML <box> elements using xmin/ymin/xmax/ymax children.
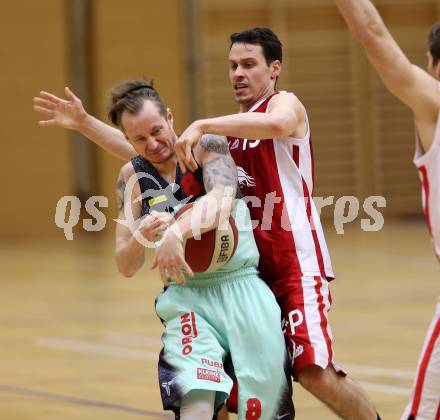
<box><xmin>270</xmin><ymin>115</ymin><xmax>293</xmax><ymax>138</ymax></box>
<box><xmin>119</xmin><ymin>267</ymin><xmax>136</xmax><ymax>278</ymax></box>
<box><xmin>115</xmin><ymin>254</ymin><xmax>137</xmax><ymax>278</ymax></box>
<box><xmin>353</xmin><ymin>15</ymin><xmax>385</xmax><ymax>47</ymax></box>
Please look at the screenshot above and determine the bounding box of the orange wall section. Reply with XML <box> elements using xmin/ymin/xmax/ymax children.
<box><xmin>91</xmin><ymin>0</ymin><xmax>187</xmax><ymax>235</ymax></box>
<box><xmin>0</xmin><ymin>0</ymin><xmax>72</xmax><ymax>240</ymax></box>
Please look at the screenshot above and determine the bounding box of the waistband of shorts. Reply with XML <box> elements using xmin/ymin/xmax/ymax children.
<box><xmin>178</xmin><ymin>266</ymin><xmax>259</xmax><ymax>288</ymax></box>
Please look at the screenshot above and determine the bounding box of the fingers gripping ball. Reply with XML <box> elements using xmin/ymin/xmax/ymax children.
<box><xmin>174</xmin><ymin>203</ymin><xmax>238</xmax><ymax>273</ymax></box>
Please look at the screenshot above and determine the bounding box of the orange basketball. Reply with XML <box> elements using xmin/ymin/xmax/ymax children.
<box><xmin>174</xmin><ymin>203</ymin><xmax>238</xmax><ymax>273</ymax></box>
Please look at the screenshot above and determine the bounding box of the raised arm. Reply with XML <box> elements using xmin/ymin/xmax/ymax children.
<box><xmin>152</xmin><ymin>135</ymin><xmax>237</xmax><ymax>284</ymax></box>
<box><xmin>33</xmin><ymin>87</ymin><xmax>136</xmax><ymax>161</ymax></box>
<box><xmin>335</xmin><ymin>0</ymin><xmax>440</xmax><ymax>142</ymax></box>
<box><xmin>175</xmin><ymin>92</ymin><xmax>305</xmax><ymax>171</ymax></box>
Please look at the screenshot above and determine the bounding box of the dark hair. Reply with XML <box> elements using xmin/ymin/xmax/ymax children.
<box><xmin>229</xmin><ymin>28</ymin><xmax>282</xmax><ymax>65</ymax></box>
<box><xmin>429</xmin><ymin>22</ymin><xmax>440</xmax><ymax>66</ymax></box>
<box><xmin>108</xmin><ymin>78</ymin><xmax>167</xmax><ymax>128</ymax></box>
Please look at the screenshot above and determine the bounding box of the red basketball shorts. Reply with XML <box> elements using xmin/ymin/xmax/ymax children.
<box><xmin>271</xmin><ymin>275</ymin><xmax>345</xmax><ymax>379</ymax></box>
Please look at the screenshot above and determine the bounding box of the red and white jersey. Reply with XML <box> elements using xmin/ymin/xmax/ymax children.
<box><xmin>414</xmin><ymin>83</ymin><xmax>440</xmax><ymax>262</ymax></box>
<box><xmin>228</xmin><ymin>92</ymin><xmax>334</xmax><ymax>285</ymax></box>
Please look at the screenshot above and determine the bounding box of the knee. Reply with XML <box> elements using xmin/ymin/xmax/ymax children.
<box><xmin>297</xmin><ymin>365</ymin><xmax>336</xmax><ymax>400</ymax></box>
<box><xmin>180</xmin><ymin>390</ymin><xmax>215</xmax><ymax>420</ymax></box>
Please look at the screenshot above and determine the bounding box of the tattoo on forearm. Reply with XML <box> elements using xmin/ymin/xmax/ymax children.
<box><xmin>116</xmin><ymin>173</ymin><xmax>126</xmax><ymax>211</ymax></box>
<box><xmin>203</xmin><ymin>155</ymin><xmax>238</xmax><ymax>194</ymax></box>
<box><xmin>199</xmin><ymin>134</ymin><xmax>229</xmax><ymax>155</ymax></box>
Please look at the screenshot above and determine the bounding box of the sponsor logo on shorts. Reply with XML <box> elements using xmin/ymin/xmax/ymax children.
<box><xmin>201</xmin><ymin>358</ymin><xmax>224</xmax><ymax>370</ymax></box>
<box><xmin>161</xmin><ymin>378</ymin><xmax>177</xmax><ymax>397</ymax></box>
<box><xmin>180</xmin><ymin>312</ymin><xmax>198</xmax><ymax>356</ymax></box>
<box><xmin>197</xmin><ymin>368</ymin><xmax>220</xmax><ymax>383</ymax></box>
<box><xmin>282</xmin><ymin>309</ymin><xmax>304</xmax><ymax>335</ymax></box>
<box><xmin>294</xmin><ymin>344</ymin><xmax>304</xmax><ymax>360</ymax></box>
<box><xmin>287</xmin><ymin>339</ymin><xmax>304</xmax><ymax>362</ymax></box>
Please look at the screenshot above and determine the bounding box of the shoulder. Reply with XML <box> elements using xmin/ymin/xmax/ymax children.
<box><xmin>268</xmin><ymin>91</ymin><xmax>299</xmax><ymax>106</ymax></box>
<box><xmin>116</xmin><ymin>162</ymin><xmax>140</xmax><ymax>198</ymax></box>
<box><xmin>268</xmin><ymin>91</ymin><xmax>305</xmax><ymax>117</ymax></box>
<box><xmin>118</xmin><ymin>161</ymin><xmax>136</xmax><ymax>182</ymax></box>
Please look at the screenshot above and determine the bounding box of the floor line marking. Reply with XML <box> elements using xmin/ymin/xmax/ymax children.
<box><xmin>36</xmin><ymin>337</ymin><xmax>156</xmax><ymax>361</ymax></box>
<box><xmin>344</xmin><ymin>362</ymin><xmax>415</xmax><ymax>380</ymax></box>
<box><xmin>359</xmin><ymin>381</ymin><xmax>412</xmax><ymax>396</ymax></box>
<box><xmin>102</xmin><ymin>332</ymin><xmax>163</xmax><ymax>348</ymax></box>
<box><xmin>0</xmin><ymin>384</ymin><xmax>171</xmax><ymax>418</ymax></box>
<box><xmin>36</xmin><ymin>336</ymin><xmax>417</xmax><ymax>398</ymax></box>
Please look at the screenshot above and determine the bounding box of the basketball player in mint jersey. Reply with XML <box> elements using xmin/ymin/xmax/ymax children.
<box><xmin>108</xmin><ymin>80</ymin><xmax>292</xmax><ymax>419</ymax></box>
<box><xmin>335</xmin><ymin>2</ymin><xmax>440</xmax><ymax>419</ymax></box>
<box><xmin>34</xmin><ymin>80</ymin><xmax>294</xmax><ymax>419</ymax></box>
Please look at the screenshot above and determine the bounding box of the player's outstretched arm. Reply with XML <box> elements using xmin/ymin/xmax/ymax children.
<box><xmin>33</xmin><ymin>87</ymin><xmax>136</xmax><ymax>161</ymax></box>
<box><xmin>335</xmin><ymin>0</ymin><xmax>440</xmax><ymax>125</ymax></box>
<box><xmin>175</xmin><ymin>92</ymin><xmax>303</xmax><ymax>171</ymax></box>
<box><xmin>152</xmin><ymin>135</ymin><xmax>237</xmax><ymax>284</ymax></box>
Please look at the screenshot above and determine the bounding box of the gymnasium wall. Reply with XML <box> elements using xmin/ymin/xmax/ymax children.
<box><xmin>1</xmin><ymin>0</ymin><xmax>71</xmax><ymax>239</ymax></box>
<box><xmin>197</xmin><ymin>0</ymin><xmax>440</xmax><ymax>216</ymax></box>
<box><xmin>1</xmin><ymin>0</ymin><xmax>186</xmax><ymax>240</ymax></box>
<box><xmin>2</xmin><ymin>0</ymin><xmax>439</xmax><ymax>241</ymax></box>
<box><xmin>91</xmin><ymin>0</ymin><xmax>187</xmax><ymax>237</ymax></box>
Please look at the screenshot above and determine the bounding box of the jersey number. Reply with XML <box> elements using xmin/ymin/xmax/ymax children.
<box><xmin>246</xmin><ymin>398</ymin><xmax>262</xmax><ymax>419</ymax></box>
<box><xmin>242</xmin><ymin>139</ymin><xmax>260</xmax><ymax>150</ymax></box>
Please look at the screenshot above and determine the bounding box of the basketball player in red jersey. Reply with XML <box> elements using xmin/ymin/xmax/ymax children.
<box><xmin>335</xmin><ymin>2</ymin><xmax>440</xmax><ymax>419</ymax></box>
<box><xmin>175</xmin><ymin>28</ymin><xmax>378</xmax><ymax>419</ymax></box>
<box><xmin>33</xmin><ymin>29</ymin><xmax>377</xmax><ymax>419</ymax></box>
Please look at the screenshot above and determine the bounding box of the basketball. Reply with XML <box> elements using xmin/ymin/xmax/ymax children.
<box><xmin>174</xmin><ymin>203</ymin><xmax>238</xmax><ymax>273</ymax></box>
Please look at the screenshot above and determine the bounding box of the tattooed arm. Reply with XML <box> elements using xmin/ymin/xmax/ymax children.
<box><xmin>180</xmin><ymin>134</ymin><xmax>238</xmax><ymax>238</ymax></box>
<box><xmin>152</xmin><ymin>135</ymin><xmax>237</xmax><ymax>284</ymax></box>
<box><xmin>197</xmin><ymin>134</ymin><xmax>238</xmax><ymax>195</ymax></box>
<box><xmin>115</xmin><ymin>163</ymin><xmax>172</xmax><ymax>277</ymax></box>
<box><xmin>169</xmin><ymin>133</ymin><xmax>238</xmax><ymax>242</ymax></box>
<box><xmin>158</xmin><ymin>134</ymin><xmax>237</xmax><ymax>242</ymax></box>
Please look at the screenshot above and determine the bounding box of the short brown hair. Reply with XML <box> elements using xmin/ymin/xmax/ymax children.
<box><xmin>429</xmin><ymin>22</ymin><xmax>440</xmax><ymax>66</ymax></box>
<box><xmin>108</xmin><ymin>78</ymin><xmax>167</xmax><ymax>129</ymax></box>
<box><xmin>229</xmin><ymin>28</ymin><xmax>282</xmax><ymax>65</ymax></box>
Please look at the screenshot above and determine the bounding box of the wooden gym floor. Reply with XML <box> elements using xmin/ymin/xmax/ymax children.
<box><xmin>0</xmin><ymin>218</ymin><xmax>438</xmax><ymax>419</ymax></box>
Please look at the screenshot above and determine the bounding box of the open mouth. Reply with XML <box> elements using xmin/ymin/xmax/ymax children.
<box><xmin>234</xmin><ymin>83</ymin><xmax>248</xmax><ymax>92</ymax></box>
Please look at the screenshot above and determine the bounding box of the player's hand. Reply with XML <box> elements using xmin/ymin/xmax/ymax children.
<box><xmin>151</xmin><ymin>229</ymin><xmax>193</xmax><ymax>286</ymax></box>
<box><xmin>33</xmin><ymin>87</ymin><xmax>87</xmax><ymax>130</ymax></box>
<box><xmin>137</xmin><ymin>212</ymin><xmax>173</xmax><ymax>243</ymax></box>
<box><xmin>175</xmin><ymin>122</ymin><xmax>203</xmax><ymax>173</ymax></box>
<box><xmin>150</xmin><ymin>210</ymin><xmax>175</xmax><ymax>227</ymax></box>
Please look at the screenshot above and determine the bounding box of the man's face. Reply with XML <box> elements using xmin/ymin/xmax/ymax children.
<box><xmin>121</xmin><ymin>100</ymin><xmax>175</xmax><ymax>164</ymax></box>
<box><xmin>228</xmin><ymin>43</ymin><xmax>280</xmax><ymax>110</ymax></box>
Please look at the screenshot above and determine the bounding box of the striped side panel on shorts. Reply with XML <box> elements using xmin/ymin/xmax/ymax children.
<box><xmin>302</xmin><ymin>276</ymin><xmax>333</xmax><ymax>367</ymax></box>
<box><xmin>409</xmin><ymin>316</ymin><xmax>440</xmax><ymax>418</ymax></box>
